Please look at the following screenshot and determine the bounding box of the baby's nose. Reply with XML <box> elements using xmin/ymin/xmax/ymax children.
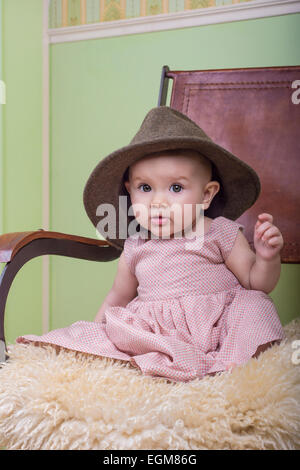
<box><xmin>151</xmin><ymin>202</ymin><xmax>168</xmax><ymax>208</ymax></box>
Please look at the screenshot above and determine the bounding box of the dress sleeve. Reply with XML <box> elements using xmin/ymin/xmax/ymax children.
<box><xmin>123</xmin><ymin>236</ymin><xmax>139</xmax><ymax>275</ymax></box>
<box><xmin>215</xmin><ymin>216</ymin><xmax>245</xmax><ymax>262</ymax></box>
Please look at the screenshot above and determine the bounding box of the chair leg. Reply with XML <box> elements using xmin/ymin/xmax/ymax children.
<box><xmin>0</xmin><ymin>263</ymin><xmax>15</xmax><ymax>363</ymax></box>
<box><xmin>0</xmin><ymin>264</ymin><xmax>9</xmax><ymax>362</ymax></box>
<box><xmin>0</xmin><ymin>243</ymin><xmax>49</xmax><ymax>363</ymax></box>
<box><xmin>0</xmin><ymin>246</ymin><xmax>44</xmax><ymax>363</ymax></box>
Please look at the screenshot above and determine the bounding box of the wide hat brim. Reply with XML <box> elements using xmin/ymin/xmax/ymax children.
<box><xmin>83</xmin><ymin>107</ymin><xmax>261</xmax><ymax>258</ymax></box>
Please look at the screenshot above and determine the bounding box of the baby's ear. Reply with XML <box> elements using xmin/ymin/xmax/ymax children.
<box><xmin>124</xmin><ymin>180</ymin><xmax>130</xmax><ymax>194</ymax></box>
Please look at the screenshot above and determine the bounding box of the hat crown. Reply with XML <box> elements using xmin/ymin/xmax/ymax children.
<box><xmin>83</xmin><ymin>105</ymin><xmax>261</xmax><ymax>256</ymax></box>
<box><xmin>130</xmin><ymin>106</ymin><xmax>212</xmax><ymax>145</ymax></box>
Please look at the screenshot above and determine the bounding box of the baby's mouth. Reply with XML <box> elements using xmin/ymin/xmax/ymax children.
<box><xmin>150</xmin><ymin>215</ymin><xmax>169</xmax><ymax>226</ymax></box>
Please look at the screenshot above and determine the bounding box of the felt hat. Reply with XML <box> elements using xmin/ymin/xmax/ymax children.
<box><xmin>83</xmin><ymin>106</ymin><xmax>261</xmax><ymax>257</ymax></box>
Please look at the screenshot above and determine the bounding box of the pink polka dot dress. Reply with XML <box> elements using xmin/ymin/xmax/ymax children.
<box><xmin>17</xmin><ymin>216</ymin><xmax>285</xmax><ymax>383</ymax></box>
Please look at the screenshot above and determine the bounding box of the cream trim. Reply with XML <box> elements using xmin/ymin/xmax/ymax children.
<box><xmin>0</xmin><ymin>0</ymin><xmax>3</xmax><ymax>237</ymax></box>
<box><xmin>48</xmin><ymin>0</ymin><xmax>300</xmax><ymax>43</ymax></box>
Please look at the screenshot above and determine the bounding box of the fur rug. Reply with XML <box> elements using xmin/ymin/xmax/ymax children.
<box><xmin>0</xmin><ymin>318</ymin><xmax>299</xmax><ymax>450</ymax></box>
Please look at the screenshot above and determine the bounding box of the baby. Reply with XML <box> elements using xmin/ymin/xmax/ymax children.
<box><xmin>17</xmin><ymin>106</ymin><xmax>285</xmax><ymax>382</ymax></box>
<box><xmin>94</xmin><ymin>148</ymin><xmax>284</xmax><ymax>372</ymax></box>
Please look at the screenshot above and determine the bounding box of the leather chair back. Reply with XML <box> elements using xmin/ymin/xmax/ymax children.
<box><xmin>164</xmin><ymin>66</ymin><xmax>300</xmax><ymax>263</ymax></box>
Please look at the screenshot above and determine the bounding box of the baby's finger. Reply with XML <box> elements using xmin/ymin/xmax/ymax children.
<box><xmin>267</xmin><ymin>236</ymin><xmax>282</xmax><ymax>247</ymax></box>
<box><xmin>256</xmin><ymin>221</ymin><xmax>272</xmax><ymax>238</ymax></box>
<box><xmin>261</xmin><ymin>226</ymin><xmax>278</xmax><ymax>241</ymax></box>
<box><xmin>258</xmin><ymin>213</ymin><xmax>273</xmax><ymax>224</ymax></box>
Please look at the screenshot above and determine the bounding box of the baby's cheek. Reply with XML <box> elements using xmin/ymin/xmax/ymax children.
<box><xmin>172</xmin><ymin>209</ymin><xmax>185</xmax><ymax>231</ymax></box>
<box><xmin>180</xmin><ymin>205</ymin><xmax>197</xmax><ymax>228</ymax></box>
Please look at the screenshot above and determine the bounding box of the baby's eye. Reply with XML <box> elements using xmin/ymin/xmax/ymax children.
<box><xmin>170</xmin><ymin>184</ymin><xmax>183</xmax><ymax>193</ymax></box>
<box><xmin>138</xmin><ymin>184</ymin><xmax>151</xmax><ymax>192</ymax></box>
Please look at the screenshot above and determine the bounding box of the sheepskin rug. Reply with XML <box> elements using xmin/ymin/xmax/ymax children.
<box><xmin>0</xmin><ymin>318</ymin><xmax>299</xmax><ymax>450</ymax></box>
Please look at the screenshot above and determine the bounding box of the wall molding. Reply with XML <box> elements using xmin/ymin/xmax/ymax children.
<box><xmin>42</xmin><ymin>0</ymin><xmax>50</xmax><ymax>333</ymax></box>
<box><xmin>48</xmin><ymin>0</ymin><xmax>300</xmax><ymax>43</ymax></box>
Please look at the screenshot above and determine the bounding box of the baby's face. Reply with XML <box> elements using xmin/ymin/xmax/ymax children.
<box><xmin>124</xmin><ymin>150</ymin><xmax>220</xmax><ymax>238</ymax></box>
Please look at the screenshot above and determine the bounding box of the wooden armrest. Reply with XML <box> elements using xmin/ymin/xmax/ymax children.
<box><xmin>0</xmin><ymin>229</ymin><xmax>115</xmax><ymax>263</ymax></box>
<box><xmin>0</xmin><ymin>229</ymin><xmax>122</xmax><ymax>355</ymax></box>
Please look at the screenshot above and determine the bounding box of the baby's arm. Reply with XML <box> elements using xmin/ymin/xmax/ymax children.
<box><xmin>225</xmin><ymin>230</ymin><xmax>256</xmax><ymax>290</ymax></box>
<box><xmin>225</xmin><ymin>213</ymin><xmax>283</xmax><ymax>294</ymax></box>
<box><xmin>94</xmin><ymin>251</ymin><xmax>138</xmax><ymax>322</ymax></box>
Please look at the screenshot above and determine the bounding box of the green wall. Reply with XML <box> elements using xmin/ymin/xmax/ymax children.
<box><xmin>2</xmin><ymin>1</ymin><xmax>300</xmax><ymax>344</ymax></box>
<box><xmin>2</xmin><ymin>0</ymin><xmax>43</xmax><ymax>342</ymax></box>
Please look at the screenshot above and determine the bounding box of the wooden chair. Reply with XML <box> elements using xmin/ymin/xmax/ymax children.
<box><xmin>0</xmin><ymin>65</ymin><xmax>299</xmax><ymax>450</ymax></box>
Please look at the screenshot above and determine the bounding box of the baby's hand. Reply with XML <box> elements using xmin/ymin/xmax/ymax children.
<box><xmin>254</xmin><ymin>213</ymin><xmax>284</xmax><ymax>261</ymax></box>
